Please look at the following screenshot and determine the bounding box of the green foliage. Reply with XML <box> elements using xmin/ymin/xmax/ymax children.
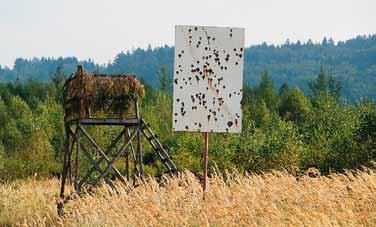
<box><xmin>234</xmin><ymin>115</ymin><xmax>303</xmax><ymax>172</ymax></box>
<box><xmin>279</xmin><ymin>87</ymin><xmax>311</xmax><ymax>122</ymax></box>
<box><xmin>0</xmin><ymin>64</ymin><xmax>375</xmax><ymax>181</ymax></box>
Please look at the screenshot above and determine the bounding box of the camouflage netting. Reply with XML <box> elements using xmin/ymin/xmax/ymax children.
<box><xmin>63</xmin><ymin>66</ymin><xmax>145</xmax><ymax>122</ymax></box>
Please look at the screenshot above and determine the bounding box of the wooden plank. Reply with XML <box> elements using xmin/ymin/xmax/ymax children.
<box><xmin>67</xmin><ymin>118</ymin><xmax>140</xmax><ymax>126</ymax></box>
<box><xmin>77</xmin><ymin>125</ymin><xmax>126</xmax><ymax>187</ymax></box>
<box><xmin>92</xmin><ymin>129</ymin><xmax>138</xmax><ymax>186</ymax></box>
<box><xmin>77</xmin><ymin>128</ymin><xmax>126</xmax><ymax>189</ymax></box>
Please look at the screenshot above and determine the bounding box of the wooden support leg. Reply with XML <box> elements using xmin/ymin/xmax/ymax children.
<box><xmin>125</xmin><ymin>126</ymin><xmax>130</xmax><ymax>181</ymax></box>
<box><xmin>58</xmin><ymin>125</ymin><xmax>70</xmax><ymax>216</ymax></box>
<box><xmin>137</xmin><ymin>125</ymin><xmax>144</xmax><ymax>180</ymax></box>
<box><xmin>74</xmin><ymin>125</ymin><xmax>81</xmax><ymax>192</ymax></box>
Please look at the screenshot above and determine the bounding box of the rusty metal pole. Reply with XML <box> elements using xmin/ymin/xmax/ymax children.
<box><xmin>203</xmin><ymin>132</ymin><xmax>209</xmax><ymax>196</ymax></box>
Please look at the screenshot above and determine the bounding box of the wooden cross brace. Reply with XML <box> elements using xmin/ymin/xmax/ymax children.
<box><xmin>67</xmin><ymin>124</ymin><xmax>140</xmax><ymax>192</ymax></box>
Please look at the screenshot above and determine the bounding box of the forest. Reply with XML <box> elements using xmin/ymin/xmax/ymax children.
<box><xmin>0</xmin><ymin>61</ymin><xmax>375</xmax><ymax>181</ymax></box>
<box><xmin>1</xmin><ymin>34</ymin><xmax>376</xmax><ymax>102</ymax></box>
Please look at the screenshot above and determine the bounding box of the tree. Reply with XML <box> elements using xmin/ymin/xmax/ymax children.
<box><xmin>279</xmin><ymin>87</ymin><xmax>311</xmax><ymax>122</ymax></box>
<box><xmin>309</xmin><ymin>65</ymin><xmax>342</xmax><ymax>100</ymax></box>
<box><xmin>255</xmin><ymin>70</ymin><xmax>278</xmax><ymax>111</ymax></box>
<box><xmin>157</xmin><ymin>65</ymin><xmax>171</xmax><ymax>93</ymax></box>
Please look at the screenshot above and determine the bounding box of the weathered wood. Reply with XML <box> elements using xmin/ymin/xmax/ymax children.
<box><xmin>125</xmin><ymin>126</ymin><xmax>130</xmax><ymax>181</ymax></box>
<box><xmin>77</xmin><ymin>127</ymin><xmax>126</xmax><ymax>189</ymax></box>
<box><xmin>78</xmin><ymin>141</ymin><xmax>120</xmax><ymax>189</ymax></box>
<box><xmin>135</xmin><ymin>99</ymin><xmax>144</xmax><ymax>178</ymax></box>
<box><xmin>68</xmin><ymin>118</ymin><xmax>141</xmax><ymax>126</ymax></box>
<box><xmin>74</xmin><ymin>126</ymin><xmax>81</xmax><ymax>191</ymax></box>
<box><xmin>92</xmin><ymin>129</ymin><xmax>138</xmax><ymax>186</ymax></box>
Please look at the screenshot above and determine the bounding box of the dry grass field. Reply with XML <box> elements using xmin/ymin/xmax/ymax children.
<box><xmin>1</xmin><ymin>169</ymin><xmax>376</xmax><ymax>226</ymax></box>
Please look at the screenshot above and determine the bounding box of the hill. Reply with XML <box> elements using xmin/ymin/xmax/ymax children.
<box><xmin>0</xmin><ymin>34</ymin><xmax>375</xmax><ymax>101</ymax></box>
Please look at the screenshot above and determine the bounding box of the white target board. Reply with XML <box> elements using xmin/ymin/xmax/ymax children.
<box><xmin>172</xmin><ymin>25</ymin><xmax>244</xmax><ymax>133</ymax></box>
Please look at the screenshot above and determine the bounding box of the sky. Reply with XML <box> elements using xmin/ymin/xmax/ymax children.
<box><xmin>0</xmin><ymin>0</ymin><xmax>375</xmax><ymax>68</ymax></box>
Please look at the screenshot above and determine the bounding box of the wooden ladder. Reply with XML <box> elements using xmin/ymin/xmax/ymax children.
<box><xmin>141</xmin><ymin>119</ymin><xmax>178</xmax><ymax>173</ymax></box>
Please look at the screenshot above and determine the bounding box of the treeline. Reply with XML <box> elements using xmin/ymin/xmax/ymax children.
<box><xmin>0</xmin><ymin>66</ymin><xmax>375</xmax><ymax>181</ymax></box>
<box><xmin>1</xmin><ymin>34</ymin><xmax>376</xmax><ymax>101</ymax></box>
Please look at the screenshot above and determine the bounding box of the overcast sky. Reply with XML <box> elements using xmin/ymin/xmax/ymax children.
<box><xmin>0</xmin><ymin>0</ymin><xmax>375</xmax><ymax>68</ymax></box>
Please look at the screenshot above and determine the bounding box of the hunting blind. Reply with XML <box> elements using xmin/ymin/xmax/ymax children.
<box><xmin>58</xmin><ymin>65</ymin><xmax>177</xmax><ymax>215</ymax></box>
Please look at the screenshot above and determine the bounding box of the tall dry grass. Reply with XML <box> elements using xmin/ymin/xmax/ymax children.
<box><xmin>1</xmin><ymin>169</ymin><xmax>376</xmax><ymax>226</ymax></box>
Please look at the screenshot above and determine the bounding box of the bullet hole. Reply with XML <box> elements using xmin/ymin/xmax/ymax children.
<box><xmin>229</xmin><ymin>93</ymin><xmax>232</xmax><ymax>98</ymax></box>
<box><xmin>196</xmin><ymin>45</ymin><xmax>199</xmax><ymax>48</ymax></box>
<box><xmin>180</xmin><ymin>86</ymin><xmax>183</xmax><ymax>89</ymax></box>
<box><xmin>194</xmin><ymin>27</ymin><xmax>198</xmax><ymax>31</ymax></box>
<box><xmin>188</xmin><ymin>77</ymin><xmax>192</xmax><ymax>80</ymax></box>
<box><xmin>181</xmin><ymin>102</ymin><xmax>185</xmax><ymax>106</ymax></box>
<box><xmin>212</xmin><ymin>37</ymin><xmax>215</xmax><ymax>41</ymax></box>
<box><xmin>174</xmin><ymin>78</ymin><xmax>178</xmax><ymax>84</ymax></box>
<box><xmin>206</xmin><ymin>87</ymin><xmax>209</xmax><ymax>90</ymax></box>
<box><xmin>199</xmin><ymin>123</ymin><xmax>202</xmax><ymax>128</ymax></box>
<box><xmin>176</xmin><ymin>71</ymin><xmax>179</xmax><ymax>74</ymax></box>
<box><xmin>227</xmin><ymin>121</ymin><xmax>233</xmax><ymax>127</ymax></box>
<box><xmin>235</xmin><ymin>62</ymin><xmax>238</xmax><ymax>65</ymax></box>
<box><xmin>220</xmin><ymin>66</ymin><xmax>224</xmax><ymax>70</ymax></box>
<box><xmin>178</xmin><ymin>54</ymin><xmax>182</xmax><ymax>58</ymax></box>
<box><xmin>174</xmin><ymin>113</ymin><xmax>178</xmax><ymax>116</ymax></box>
<box><xmin>188</xmin><ymin>29</ymin><xmax>192</xmax><ymax>32</ymax></box>
<box><xmin>189</xmin><ymin>35</ymin><xmax>192</xmax><ymax>39</ymax></box>
<box><xmin>208</xmin><ymin>36</ymin><xmax>211</xmax><ymax>39</ymax></box>
<box><xmin>196</xmin><ymin>61</ymin><xmax>200</xmax><ymax>64</ymax></box>
<box><xmin>178</xmin><ymin>64</ymin><xmax>182</xmax><ymax>67</ymax></box>
<box><xmin>226</xmin><ymin>128</ymin><xmax>229</xmax><ymax>132</ymax></box>
<box><xmin>198</xmin><ymin>41</ymin><xmax>201</xmax><ymax>45</ymax></box>
<box><xmin>189</xmin><ymin>40</ymin><xmax>192</xmax><ymax>44</ymax></box>
<box><xmin>181</xmin><ymin>50</ymin><xmax>184</xmax><ymax>53</ymax></box>
<box><xmin>207</xmin><ymin>115</ymin><xmax>211</xmax><ymax>121</ymax></box>
<box><xmin>225</xmin><ymin>67</ymin><xmax>227</xmax><ymax>70</ymax></box>
<box><xmin>239</xmin><ymin>54</ymin><xmax>243</xmax><ymax>58</ymax></box>
<box><xmin>199</xmin><ymin>37</ymin><xmax>202</xmax><ymax>40</ymax></box>
<box><xmin>240</xmin><ymin>48</ymin><xmax>243</xmax><ymax>51</ymax></box>
<box><xmin>233</xmin><ymin>48</ymin><xmax>237</xmax><ymax>51</ymax></box>
<box><xmin>223</xmin><ymin>85</ymin><xmax>226</xmax><ymax>89</ymax></box>
<box><xmin>230</xmin><ymin>28</ymin><xmax>233</xmax><ymax>32</ymax></box>
<box><xmin>185</xmin><ymin>125</ymin><xmax>189</xmax><ymax>130</ymax></box>
<box><xmin>195</xmin><ymin>75</ymin><xmax>200</xmax><ymax>82</ymax></box>
<box><xmin>205</xmin><ymin>47</ymin><xmax>208</xmax><ymax>51</ymax></box>
<box><xmin>176</xmin><ymin>98</ymin><xmax>180</xmax><ymax>102</ymax></box>
<box><xmin>174</xmin><ymin>120</ymin><xmax>177</xmax><ymax>123</ymax></box>
<box><xmin>230</xmin><ymin>33</ymin><xmax>232</xmax><ymax>37</ymax></box>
